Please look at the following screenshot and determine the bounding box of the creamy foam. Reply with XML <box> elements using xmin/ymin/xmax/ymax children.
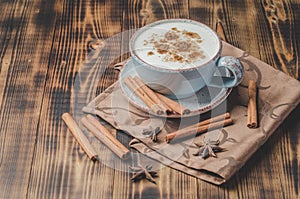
<box><xmin>132</xmin><ymin>20</ymin><xmax>220</xmax><ymax>69</ymax></box>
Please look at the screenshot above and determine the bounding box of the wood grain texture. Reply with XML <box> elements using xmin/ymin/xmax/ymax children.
<box><xmin>0</xmin><ymin>0</ymin><xmax>299</xmax><ymax>199</ymax></box>
<box><xmin>0</xmin><ymin>0</ymin><xmax>57</xmax><ymax>198</ymax></box>
<box><xmin>189</xmin><ymin>1</ymin><xmax>299</xmax><ymax>198</ymax></box>
<box><xmin>26</xmin><ymin>0</ymin><xmax>128</xmax><ymax>198</ymax></box>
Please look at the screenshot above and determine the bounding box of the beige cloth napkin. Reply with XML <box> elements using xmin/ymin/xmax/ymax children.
<box><xmin>83</xmin><ymin>42</ymin><xmax>300</xmax><ymax>185</ymax></box>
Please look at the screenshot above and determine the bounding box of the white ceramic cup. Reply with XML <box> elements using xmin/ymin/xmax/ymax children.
<box><xmin>129</xmin><ymin>19</ymin><xmax>244</xmax><ymax>99</ymax></box>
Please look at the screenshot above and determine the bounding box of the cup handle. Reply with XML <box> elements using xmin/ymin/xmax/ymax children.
<box><xmin>208</xmin><ymin>56</ymin><xmax>244</xmax><ymax>88</ymax></box>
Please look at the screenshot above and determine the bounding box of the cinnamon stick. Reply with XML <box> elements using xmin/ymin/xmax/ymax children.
<box><xmin>247</xmin><ymin>80</ymin><xmax>258</xmax><ymax>128</ymax></box>
<box><xmin>155</xmin><ymin>92</ymin><xmax>190</xmax><ymax>115</ymax></box>
<box><xmin>124</xmin><ymin>77</ymin><xmax>163</xmax><ymax>115</ymax></box>
<box><xmin>81</xmin><ymin>116</ymin><xmax>130</xmax><ymax>159</ymax></box>
<box><xmin>189</xmin><ymin>112</ymin><xmax>230</xmax><ymax>128</ymax></box>
<box><xmin>132</xmin><ymin>76</ymin><xmax>172</xmax><ymax>114</ymax></box>
<box><xmin>166</xmin><ymin>117</ymin><xmax>233</xmax><ymax>143</ymax></box>
<box><xmin>62</xmin><ymin>113</ymin><xmax>99</xmax><ymax>161</ymax></box>
<box><xmin>86</xmin><ymin>114</ymin><xmax>130</xmax><ymax>153</ymax></box>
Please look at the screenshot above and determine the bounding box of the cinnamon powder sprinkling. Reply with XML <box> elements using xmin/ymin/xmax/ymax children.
<box><xmin>144</xmin><ymin>27</ymin><xmax>206</xmax><ymax>64</ymax></box>
<box><xmin>182</xmin><ymin>30</ymin><xmax>201</xmax><ymax>39</ymax></box>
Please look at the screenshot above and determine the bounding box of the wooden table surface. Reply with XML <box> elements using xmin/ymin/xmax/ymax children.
<box><xmin>0</xmin><ymin>0</ymin><xmax>299</xmax><ymax>198</ymax></box>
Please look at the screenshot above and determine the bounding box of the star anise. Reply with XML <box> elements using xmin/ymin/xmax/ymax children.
<box><xmin>142</xmin><ymin>127</ymin><xmax>161</xmax><ymax>142</ymax></box>
<box><xmin>193</xmin><ymin>139</ymin><xmax>225</xmax><ymax>159</ymax></box>
<box><xmin>129</xmin><ymin>165</ymin><xmax>158</xmax><ymax>184</ymax></box>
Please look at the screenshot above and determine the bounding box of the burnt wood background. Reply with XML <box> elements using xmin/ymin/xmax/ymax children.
<box><xmin>0</xmin><ymin>0</ymin><xmax>299</xmax><ymax>198</ymax></box>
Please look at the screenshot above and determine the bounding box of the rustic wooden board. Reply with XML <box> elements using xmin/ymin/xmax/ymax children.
<box><xmin>26</xmin><ymin>0</ymin><xmax>128</xmax><ymax>198</ymax></box>
<box><xmin>0</xmin><ymin>0</ymin><xmax>299</xmax><ymax>199</ymax></box>
<box><xmin>0</xmin><ymin>0</ymin><xmax>60</xmax><ymax>198</ymax></box>
<box><xmin>190</xmin><ymin>1</ymin><xmax>299</xmax><ymax>198</ymax></box>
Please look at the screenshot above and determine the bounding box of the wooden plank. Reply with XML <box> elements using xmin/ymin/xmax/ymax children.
<box><xmin>261</xmin><ymin>0</ymin><xmax>298</xmax><ymax>79</ymax></box>
<box><xmin>190</xmin><ymin>0</ymin><xmax>300</xmax><ymax>199</ymax></box>
<box><xmin>291</xmin><ymin>0</ymin><xmax>300</xmax><ymax>80</ymax></box>
<box><xmin>189</xmin><ymin>0</ymin><xmax>215</xmax><ymax>28</ymax></box>
<box><xmin>0</xmin><ymin>0</ymin><xmax>59</xmax><ymax>198</ymax></box>
<box><xmin>26</xmin><ymin>0</ymin><xmax>129</xmax><ymax>198</ymax></box>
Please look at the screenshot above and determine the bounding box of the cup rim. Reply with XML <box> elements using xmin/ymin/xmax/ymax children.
<box><xmin>129</xmin><ymin>18</ymin><xmax>222</xmax><ymax>72</ymax></box>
